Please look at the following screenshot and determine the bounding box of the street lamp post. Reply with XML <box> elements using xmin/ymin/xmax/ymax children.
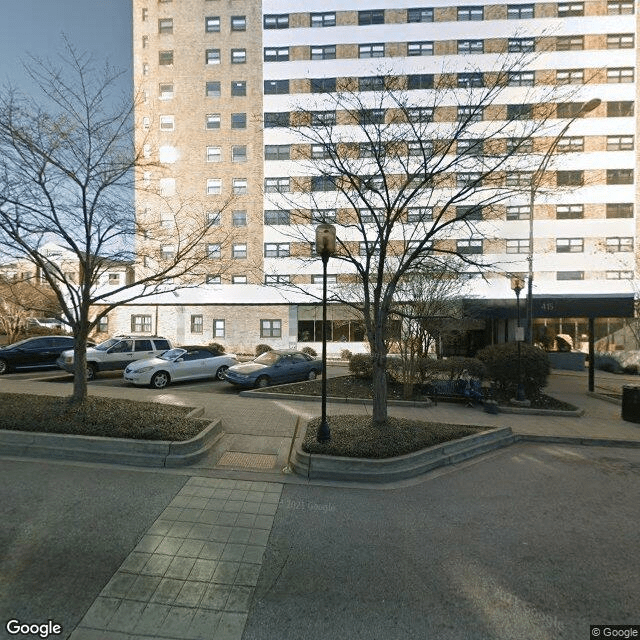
<box><xmin>316</xmin><ymin>223</ymin><xmax>336</xmax><ymax>443</ymax></box>
<box><xmin>511</xmin><ymin>276</ymin><xmax>526</xmax><ymax>402</ymax></box>
<box><xmin>525</xmin><ymin>98</ymin><xmax>601</xmax><ymax>344</ymax></box>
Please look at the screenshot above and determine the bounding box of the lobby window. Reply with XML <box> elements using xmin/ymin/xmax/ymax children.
<box><xmin>557</xmin><ymin>136</ymin><xmax>584</xmax><ymax>152</ymax></box>
<box><xmin>206</xmin><ymin>113</ymin><xmax>220</xmax><ymax>129</ymax></box>
<box><xmin>206</xmin><ymin>146</ymin><xmax>221</xmax><ymax>162</ymax></box>
<box><xmin>206</xmin><ymin>275</ymin><xmax>221</xmax><ymax>284</ymax></box>
<box><xmin>265</xmin><ymin>145</ymin><xmax>290</xmax><ymax>160</ymax></box>
<box><xmin>231</xmin><ymin>49</ymin><xmax>246</xmax><ymax>64</ymax></box>
<box><xmin>158</xmin><ymin>18</ymin><xmax>173</xmax><ymax>34</ymax></box>
<box><xmin>607</xmin><ymin>33</ymin><xmax>634</xmax><ymax>48</ymax></box>
<box><xmin>159</xmin><ymin>50</ymin><xmax>173</xmax><ymax>66</ymax></box>
<box><xmin>232</xmin><ymin>210</ymin><xmax>247</xmax><ymax>226</ymax></box>
<box><xmin>606</xmin><ymin>203</ymin><xmax>633</xmax><ymax>218</ymax></box>
<box><xmin>264</xmin><ymin>14</ymin><xmax>289</xmax><ymax>29</ymax></box>
<box><xmin>458</xmin><ymin>40</ymin><xmax>484</xmax><ymax>54</ymax></box>
<box><xmin>507</xmin><ymin>3</ymin><xmax>534</xmax><ymax>18</ymax></box>
<box><xmin>213</xmin><ymin>319</ymin><xmax>225</xmax><ymax>337</ymax></box>
<box><xmin>206</xmin><ymin>82</ymin><xmax>221</xmax><ymax>97</ymax></box>
<box><xmin>359</xmin><ymin>10</ymin><xmax>384</xmax><ymax>25</ymax></box>
<box><xmin>190</xmin><ymin>315</ymin><xmax>203</xmax><ymax>334</ymax></box>
<box><xmin>232</xmin><ymin>243</ymin><xmax>247</xmax><ymax>259</ymax></box>
<box><xmin>311</xmin><ymin>12</ymin><xmax>336</xmax><ymax>27</ymax></box>
<box><xmin>231</xmin><ymin>113</ymin><xmax>246</xmax><ymax>129</ymax></box>
<box><xmin>312</xmin><ymin>77</ymin><xmax>337</xmax><ymax>93</ymax></box>
<box><xmin>231</xmin><ymin>81</ymin><xmax>246</xmax><ymax>96</ymax></box>
<box><xmin>260</xmin><ymin>320</ymin><xmax>282</xmax><ymax>338</ymax></box>
<box><xmin>131</xmin><ymin>315</ymin><xmax>152</xmax><ymax>333</ymax></box>
<box><xmin>556</xmin><ymin>204</ymin><xmax>584</xmax><ymax>219</ymax></box>
<box><xmin>557</xmin><ymin>170</ymin><xmax>584</xmax><ymax>186</ymax></box>
<box><xmin>232</xmin><ymin>146</ymin><xmax>247</xmax><ymax>163</ymax></box>
<box><xmin>311</xmin><ymin>45</ymin><xmax>336</xmax><ymax>60</ymax></box>
<box><xmin>607</xmin><ymin>169</ymin><xmax>633</xmax><ymax>184</ymax></box>
<box><xmin>407</xmin><ymin>8</ymin><xmax>434</xmax><ymax>22</ymax></box>
<box><xmin>458</xmin><ymin>6</ymin><xmax>483</xmax><ymax>20</ymax></box>
<box><xmin>556</xmin><ymin>238</ymin><xmax>583</xmax><ymax>253</ymax></box>
<box><xmin>607</xmin><ymin>136</ymin><xmax>633</xmax><ymax>151</ymax></box>
<box><xmin>205</xmin><ymin>16</ymin><xmax>220</xmax><ymax>32</ymax></box>
<box><xmin>606</xmin><ymin>237</ymin><xmax>633</xmax><ymax>252</ymax></box>
<box><xmin>359</xmin><ymin>43</ymin><xmax>385</xmax><ymax>58</ymax></box>
<box><xmin>265</xmin><ymin>79</ymin><xmax>290</xmax><ymax>95</ymax></box>
<box><xmin>207</xmin><ymin>178</ymin><xmax>222</xmax><ymax>195</ymax></box>
<box><xmin>457</xmin><ymin>239</ymin><xmax>483</xmax><ymax>254</ymax></box>
<box><xmin>508</xmin><ymin>38</ymin><xmax>535</xmax><ymax>53</ymax></box>
<box><xmin>231</xmin><ymin>15</ymin><xmax>246</xmax><ymax>31</ymax></box>
<box><xmin>506</xmin><ymin>239</ymin><xmax>530</xmax><ymax>254</ymax></box>
<box><xmin>264</xmin><ymin>210</ymin><xmax>290</xmax><ymax>225</ymax></box>
<box><xmin>557</xmin><ymin>36</ymin><xmax>583</xmax><ymax>51</ymax></box>
<box><xmin>408</xmin><ymin>42</ymin><xmax>433</xmax><ymax>56</ymax></box>
<box><xmin>557</xmin><ymin>271</ymin><xmax>584</xmax><ymax>280</ymax></box>
<box><xmin>407</xmin><ymin>74</ymin><xmax>434</xmax><ymax>89</ymax></box>
<box><xmin>506</xmin><ymin>205</ymin><xmax>531</xmax><ymax>220</ymax></box>
<box><xmin>264</xmin><ymin>243</ymin><xmax>290</xmax><ymax>258</ymax></box>
<box><xmin>558</xmin><ymin>2</ymin><xmax>584</xmax><ymax>17</ymax></box>
<box><xmin>607</xmin><ymin>68</ymin><xmax>634</xmax><ymax>83</ymax></box>
<box><xmin>207</xmin><ymin>243</ymin><xmax>221</xmax><ymax>259</ymax></box>
<box><xmin>264</xmin><ymin>47</ymin><xmax>289</xmax><ymax>62</ymax></box>
<box><xmin>233</xmin><ymin>178</ymin><xmax>247</xmax><ymax>194</ymax></box>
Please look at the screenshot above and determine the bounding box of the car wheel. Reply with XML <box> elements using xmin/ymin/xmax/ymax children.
<box><xmin>216</xmin><ymin>365</ymin><xmax>229</xmax><ymax>381</ymax></box>
<box><xmin>255</xmin><ymin>375</ymin><xmax>270</xmax><ymax>388</ymax></box>
<box><xmin>307</xmin><ymin>370</ymin><xmax>318</xmax><ymax>381</ymax></box>
<box><xmin>0</xmin><ymin>359</ymin><xmax>8</xmax><ymax>375</ymax></box>
<box><xmin>86</xmin><ymin>363</ymin><xmax>97</xmax><ymax>381</ymax></box>
<box><xmin>150</xmin><ymin>371</ymin><xmax>170</xmax><ymax>389</ymax></box>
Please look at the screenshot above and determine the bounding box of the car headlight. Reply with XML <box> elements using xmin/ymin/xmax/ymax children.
<box><xmin>64</xmin><ymin>356</ymin><xmax>73</xmax><ymax>364</ymax></box>
<box><xmin>135</xmin><ymin>366</ymin><xmax>154</xmax><ymax>373</ymax></box>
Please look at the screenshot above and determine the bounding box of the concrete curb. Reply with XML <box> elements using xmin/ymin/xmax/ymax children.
<box><xmin>518</xmin><ymin>434</ymin><xmax>640</xmax><ymax>448</ymax></box>
<box><xmin>239</xmin><ymin>389</ymin><xmax>433</xmax><ymax>408</ymax></box>
<box><xmin>0</xmin><ymin>406</ymin><xmax>223</xmax><ymax>467</ymax></box>
<box><xmin>587</xmin><ymin>391</ymin><xmax>622</xmax><ymax>405</ymax></box>
<box><xmin>291</xmin><ymin>426</ymin><xmax>516</xmax><ymax>483</ymax></box>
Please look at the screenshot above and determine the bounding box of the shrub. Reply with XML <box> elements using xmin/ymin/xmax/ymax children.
<box><xmin>340</xmin><ymin>349</ymin><xmax>353</xmax><ymax>361</ymax></box>
<box><xmin>594</xmin><ymin>353</ymin><xmax>623</xmax><ymax>374</ymax></box>
<box><xmin>349</xmin><ymin>353</ymin><xmax>374</xmax><ymax>379</ymax></box>
<box><xmin>255</xmin><ymin>344</ymin><xmax>273</xmax><ymax>356</ymax></box>
<box><xmin>208</xmin><ymin>342</ymin><xmax>225</xmax><ymax>353</ymax></box>
<box><xmin>302</xmin><ymin>346</ymin><xmax>318</xmax><ymax>357</ymax></box>
<box><xmin>416</xmin><ymin>357</ymin><xmax>484</xmax><ymax>384</ymax></box>
<box><xmin>476</xmin><ymin>343</ymin><xmax>550</xmax><ymax>397</ymax></box>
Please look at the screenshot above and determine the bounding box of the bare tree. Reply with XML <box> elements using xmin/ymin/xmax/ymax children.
<box><xmin>266</xmin><ymin>57</ymin><xmax>578</xmax><ymax>426</ymax></box>
<box><xmin>0</xmin><ymin>42</ymin><xmax>232</xmax><ymax>403</ymax></box>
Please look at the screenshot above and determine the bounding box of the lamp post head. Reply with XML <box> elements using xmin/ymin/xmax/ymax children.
<box><xmin>511</xmin><ymin>276</ymin><xmax>524</xmax><ymax>295</ymax></box>
<box><xmin>316</xmin><ymin>223</ymin><xmax>337</xmax><ymax>257</ymax></box>
<box><xmin>580</xmin><ymin>98</ymin><xmax>601</xmax><ymax>114</ymax></box>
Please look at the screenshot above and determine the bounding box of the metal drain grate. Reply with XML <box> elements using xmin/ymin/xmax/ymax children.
<box><xmin>216</xmin><ymin>451</ymin><xmax>277</xmax><ymax>469</ymax></box>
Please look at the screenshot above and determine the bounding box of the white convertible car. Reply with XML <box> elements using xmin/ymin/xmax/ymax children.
<box><xmin>123</xmin><ymin>346</ymin><xmax>238</xmax><ymax>389</ymax></box>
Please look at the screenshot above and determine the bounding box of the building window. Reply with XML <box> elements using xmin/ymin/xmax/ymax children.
<box><xmin>233</xmin><ymin>178</ymin><xmax>247</xmax><ymax>194</ymax></box>
<box><xmin>508</xmin><ymin>71</ymin><xmax>535</xmax><ymax>87</ymax></box>
<box><xmin>312</xmin><ymin>77</ymin><xmax>337</xmax><ymax>93</ymax></box>
<box><xmin>359</xmin><ymin>43</ymin><xmax>385</xmax><ymax>58</ymax></box>
<box><xmin>607</xmin><ymin>33</ymin><xmax>634</xmax><ymax>48</ymax></box>
<box><xmin>409</xmin><ymin>140</ymin><xmax>434</xmax><ymax>156</ymax></box>
<box><xmin>606</xmin><ymin>237</ymin><xmax>634</xmax><ymax>252</ymax></box>
<box><xmin>264</xmin><ymin>14</ymin><xmax>289</xmax><ymax>29</ymax></box>
<box><xmin>231</xmin><ymin>49</ymin><xmax>246</xmax><ymax>64</ymax></box>
<box><xmin>206</xmin><ymin>81</ymin><xmax>221</xmax><ymax>97</ymax></box>
<box><xmin>506</xmin><ymin>172</ymin><xmax>533</xmax><ymax>187</ymax></box>
<box><xmin>358</xmin><ymin>76</ymin><xmax>383</xmax><ymax>92</ymax></box>
<box><xmin>264</xmin><ymin>79</ymin><xmax>289</xmax><ymax>95</ymax></box>
<box><xmin>556</xmin><ymin>204</ymin><xmax>584</xmax><ymax>219</ymax></box>
<box><xmin>557</xmin><ymin>170</ymin><xmax>584</xmax><ymax>186</ymax></box>
<box><xmin>206</xmin><ymin>275</ymin><xmax>221</xmax><ymax>285</ymax></box>
<box><xmin>311</xmin><ymin>209</ymin><xmax>337</xmax><ymax>223</ymax></box>
<box><xmin>457</xmin><ymin>239</ymin><xmax>483</xmax><ymax>254</ymax></box>
<box><xmin>359</xmin><ymin>109</ymin><xmax>385</xmax><ymax>125</ymax></box>
<box><xmin>558</xmin><ymin>2</ymin><xmax>584</xmax><ymax>17</ymax></box>
<box><xmin>265</xmin><ymin>177</ymin><xmax>290</xmax><ymax>193</ymax></box>
<box><xmin>557</xmin><ymin>271</ymin><xmax>584</xmax><ymax>281</ymax></box>
<box><xmin>409</xmin><ymin>107</ymin><xmax>435</xmax><ymax>123</ymax></box>
<box><xmin>507</xmin><ymin>138</ymin><xmax>534</xmax><ymax>154</ymax></box>
<box><xmin>206</xmin><ymin>146</ymin><xmax>221</xmax><ymax>162</ymax></box>
<box><xmin>407</xmin><ymin>207</ymin><xmax>432</xmax><ymax>222</ymax></box>
<box><xmin>159</xmin><ymin>115</ymin><xmax>174</xmax><ymax>131</ymax></box>
<box><xmin>458</xmin><ymin>172</ymin><xmax>482</xmax><ymax>187</ymax></box>
<box><xmin>311</xmin><ymin>176</ymin><xmax>336</xmax><ymax>192</ymax></box>
<box><xmin>407</xmin><ymin>74</ymin><xmax>434</xmax><ymax>89</ymax></box>
<box><xmin>190</xmin><ymin>315</ymin><xmax>203</xmax><ymax>333</ymax></box>
<box><xmin>607</xmin><ymin>1</ymin><xmax>634</xmax><ymax>14</ymax></box>
<box><xmin>232</xmin><ymin>275</ymin><xmax>247</xmax><ymax>284</ymax></box>
<box><xmin>458</xmin><ymin>39</ymin><xmax>484</xmax><ymax>54</ymax></box>
<box><xmin>557</xmin><ymin>69</ymin><xmax>584</xmax><ymax>85</ymax></box>
<box><xmin>206</xmin><ymin>113</ymin><xmax>220</xmax><ymax>129</ymax></box>
<box><xmin>213</xmin><ymin>319</ymin><xmax>225</xmax><ymax>337</ymax></box>
<box><xmin>506</xmin><ymin>205</ymin><xmax>531</xmax><ymax>220</ymax></box>
<box><xmin>557</xmin><ymin>35</ymin><xmax>584</xmax><ymax>51</ymax></box>
<box><xmin>606</xmin><ymin>271</ymin><xmax>633</xmax><ymax>280</ymax></box>
<box><xmin>311</xmin><ymin>45</ymin><xmax>336</xmax><ymax>60</ymax></box>
<box><xmin>232</xmin><ymin>210</ymin><xmax>247</xmax><ymax>226</ymax></box>
<box><xmin>264</xmin><ymin>47</ymin><xmax>290</xmax><ymax>62</ymax></box>
<box><xmin>207</xmin><ymin>211</ymin><xmax>221</xmax><ymax>227</ymax></box>
<box><xmin>607</xmin><ymin>101</ymin><xmax>633</xmax><ymax>117</ymax></box>
<box><xmin>159</xmin><ymin>83</ymin><xmax>174</xmax><ymax>99</ymax></box>
<box><xmin>232</xmin><ymin>146</ymin><xmax>247</xmax><ymax>163</ymax></box>
<box><xmin>508</xmin><ymin>38</ymin><xmax>535</xmax><ymax>52</ymax></box>
<box><xmin>205</xmin><ymin>16</ymin><xmax>220</xmax><ymax>32</ymax></box>
<box><xmin>507</xmin><ymin>3</ymin><xmax>534</xmax><ymax>18</ymax></box>
<box><xmin>260</xmin><ymin>320</ymin><xmax>282</xmax><ymax>338</ymax></box>
<box><xmin>458</xmin><ymin>6</ymin><xmax>483</xmax><ymax>20</ymax></box>
<box><xmin>556</xmin><ymin>238</ymin><xmax>584</xmax><ymax>253</ymax></box>
<box><xmin>506</xmin><ymin>239</ymin><xmax>530</xmax><ymax>254</ymax></box>
<box><xmin>141</xmin><ymin>7</ymin><xmax>148</xmax><ymax>21</ymax></box>
<box><xmin>131</xmin><ymin>315</ymin><xmax>152</xmax><ymax>333</ymax></box>
<box><xmin>231</xmin><ymin>81</ymin><xmax>246</xmax><ymax>96</ymax></box>
<box><xmin>359</xmin><ymin>241</ymin><xmax>380</xmax><ymax>256</ymax></box>
<box><xmin>458</xmin><ymin>72</ymin><xmax>483</xmax><ymax>88</ymax></box>
<box><xmin>207</xmin><ymin>179</ymin><xmax>222</xmax><ymax>195</ymax></box>
<box><xmin>311</xmin><ymin>12</ymin><xmax>336</xmax><ymax>27</ymax></box>
<box><xmin>231</xmin><ymin>15</ymin><xmax>246</xmax><ymax>31</ymax></box>
<box><xmin>98</xmin><ymin>316</ymin><xmax>109</xmax><ymax>333</ymax></box>
<box><xmin>311</xmin><ymin>274</ymin><xmax>337</xmax><ymax>284</ymax></box>
<box><xmin>408</xmin><ymin>41</ymin><xmax>433</xmax><ymax>56</ymax></box>
<box><xmin>265</xmin><ymin>145</ymin><xmax>290</xmax><ymax>160</ymax></box>
<box><xmin>607</xmin><ymin>169</ymin><xmax>633</xmax><ymax>184</ymax></box>
<box><xmin>607</xmin><ymin>136</ymin><xmax>634</xmax><ymax>151</ymax></box>
<box><xmin>606</xmin><ymin>203</ymin><xmax>633</xmax><ymax>218</ymax></box>
<box><xmin>264</xmin><ymin>210</ymin><xmax>290</xmax><ymax>225</ymax></box>
<box><xmin>158</xmin><ymin>50</ymin><xmax>173</xmax><ymax>66</ymax></box>
<box><xmin>231</xmin><ymin>113</ymin><xmax>246</xmax><ymax>129</ymax></box>
<box><xmin>557</xmin><ymin>103</ymin><xmax>582</xmax><ymax>118</ymax></box>
<box><xmin>265</xmin><ymin>275</ymin><xmax>291</xmax><ymax>284</ymax></box>
<box><xmin>157</xmin><ymin>18</ymin><xmax>173</xmax><ymax>33</ymax></box>
<box><xmin>159</xmin><ymin>178</ymin><xmax>175</xmax><ymax>196</ymax></box>
<box><xmin>207</xmin><ymin>243</ymin><xmax>221</xmax><ymax>259</ymax></box>
<box><xmin>264</xmin><ymin>243</ymin><xmax>290</xmax><ymax>258</ymax></box>
<box><xmin>311</xmin><ymin>110</ymin><xmax>336</xmax><ymax>126</ymax></box>
<box><xmin>407</xmin><ymin>8</ymin><xmax>434</xmax><ymax>22</ymax></box>
<box><xmin>359</xmin><ymin>10</ymin><xmax>384</xmax><ymax>25</ymax></box>
<box><xmin>232</xmin><ymin>243</ymin><xmax>247</xmax><ymax>259</ymax></box>
<box><xmin>607</xmin><ymin>68</ymin><xmax>634</xmax><ymax>83</ymax></box>
<box><xmin>557</xmin><ymin>136</ymin><xmax>584</xmax><ymax>152</ymax></box>
<box><xmin>457</xmin><ymin>106</ymin><xmax>483</xmax><ymax>122</ymax></box>
<box><xmin>108</xmin><ymin>273</ymin><xmax>121</xmax><ymax>285</ymax></box>
<box><xmin>457</xmin><ymin>139</ymin><xmax>483</xmax><ymax>156</ymax></box>
<box><xmin>456</xmin><ymin>205</ymin><xmax>483</xmax><ymax>220</ymax></box>
<box><xmin>264</xmin><ymin>112</ymin><xmax>290</xmax><ymax>128</ymax></box>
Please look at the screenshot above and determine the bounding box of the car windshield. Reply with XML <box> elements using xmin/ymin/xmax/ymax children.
<box><xmin>255</xmin><ymin>351</ymin><xmax>279</xmax><ymax>365</ymax></box>
<box><xmin>94</xmin><ymin>338</ymin><xmax>120</xmax><ymax>351</ymax></box>
<box><xmin>159</xmin><ymin>348</ymin><xmax>186</xmax><ymax>361</ymax></box>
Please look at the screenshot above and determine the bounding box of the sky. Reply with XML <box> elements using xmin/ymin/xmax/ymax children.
<box><xmin>1</xmin><ymin>0</ymin><xmax>132</xmax><ymax>95</ymax></box>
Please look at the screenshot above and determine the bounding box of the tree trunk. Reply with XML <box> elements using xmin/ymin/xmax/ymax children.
<box><xmin>371</xmin><ymin>323</ymin><xmax>388</xmax><ymax>426</ymax></box>
<box><xmin>70</xmin><ymin>322</ymin><xmax>90</xmax><ymax>405</ymax></box>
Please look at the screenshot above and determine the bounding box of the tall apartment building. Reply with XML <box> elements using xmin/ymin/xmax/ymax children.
<box><xmin>126</xmin><ymin>0</ymin><xmax>638</xmax><ymax>353</ymax></box>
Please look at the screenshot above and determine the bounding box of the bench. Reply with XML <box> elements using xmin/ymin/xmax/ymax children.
<box><xmin>425</xmin><ymin>378</ymin><xmax>484</xmax><ymax>406</ymax></box>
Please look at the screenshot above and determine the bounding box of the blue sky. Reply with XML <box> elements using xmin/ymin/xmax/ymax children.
<box><xmin>1</xmin><ymin>0</ymin><xmax>132</xmax><ymax>94</ymax></box>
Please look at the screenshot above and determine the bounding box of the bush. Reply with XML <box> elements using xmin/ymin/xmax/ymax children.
<box><xmin>208</xmin><ymin>342</ymin><xmax>226</xmax><ymax>353</ymax></box>
<box><xmin>340</xmin><ymin>349</ymin><xmax>353</xmax><ymax>361</ymax></box>
<box><xmin>302</xmin><ymin>346</ymin><xmax>318</xmax><ymax>357</ymax></box>
<box><xmin>416</xmin><ymin>357</ymin><xmax>484</xmax><ymax>384</ymax></box>
<box><xmin>476</xmin><ymin>343</ymin><xmax>550</xmax><ymax>397</ymax></box>
<box><xmin>349</xmin><ymin>353</ymin><xmax>374</xmax><ymax>379</ymax></box>
<box><xmin>255</xmin><ymin>344</ymin><xmax>273</xmax><ymax>356</ymax></box>
<box><xmin>594</xmin><ymin>353</ymin><xmax>623</xmax><ymax>374</ymax></box>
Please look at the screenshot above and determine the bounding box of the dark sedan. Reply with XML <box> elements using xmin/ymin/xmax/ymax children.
<box><xmin>0</xmin><ymin>336</ymin><xmax>87</xmax><ymax>374</ymax></box>
<box><xmin>224</xmin><ymin>349</ymin><xmax>323</xmax><ymax>388</ymax></box>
